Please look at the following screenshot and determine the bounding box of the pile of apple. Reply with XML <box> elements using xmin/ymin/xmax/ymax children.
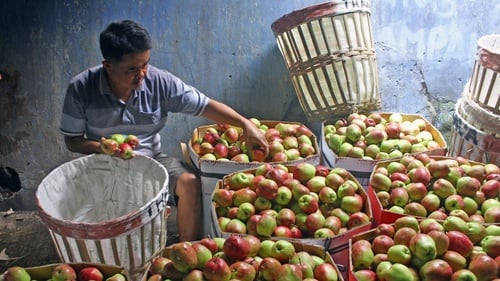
<box><xmin>146</xmin><ymin>234</ymin><xmax>339</xmax><ymax>281</ymax></box>
<box><xmin>192</xmin><ymin>119</ymin><xmax>317</xmax><ymax>162</ymax></box>
<box><xmin>351</xmin><ymin>215</ymin><xmax>499</xmax><ymax>281</ymax></box>
<box><xmin>212</xmin><ymin>162</ymin><xmax>371</xmax><ymax>239</ymax></box>
<box><xmin>1</xmin><ymin>264</ymin><xmax>126</xmax><ymax>281</ymax></box>
<box><xmin>324</xmin><ymin>112</ymin><xmax>442</xmax><ymax>160</ymax></box>
<box><xmin>100</xmin><ymin>133</ymin><xmax>139</xmax><ymax>159</ymax></box>
<box><xmin>369</xmin><ymin>153</ymin><xmax>500</xmax><ymax>223</ymax></box>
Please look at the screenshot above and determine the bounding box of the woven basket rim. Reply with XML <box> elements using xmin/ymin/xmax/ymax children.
<box><xmin>271</xmin><ymin>0</ymin><xmax>371</xmax><ymax>36</ymax></box>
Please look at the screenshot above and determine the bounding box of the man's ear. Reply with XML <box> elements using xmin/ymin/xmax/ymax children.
<box><xmin>102</xmin><ymin>60</ymin><xmax>111</xmax><ymax>70</ymax></box>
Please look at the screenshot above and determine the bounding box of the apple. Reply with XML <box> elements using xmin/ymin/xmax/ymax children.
<box><xmin>298</xmin><ymin>194</ymin><xmax>319</xmax><ymax>214</ymax></box>
<box><xmin>404</xmin><ymin>202</ymin><xmax>428</xmax><ymax>217</ymax></box>
<box><xmin>370</xmin><ymin>173</ymin><xmax>392</xmax><ymax>192</ymax></box>
<box><xmin>236</xmin><ymin>202</ymin><xmax>255</xmax><ymax>221</ymax></box>
<box><xmin>229</xmin><ymin>172</ymin><xmax>254</xmax><ymax>190</ymax></box>
<box><xmin>225</xmin><ymin>218</ymin><xmax>247</xmax><ymax>234</ymax></box>
<box><xmin>313</xmin><ymin>227</ymin><xmax>335</xmax><ymax>239</ymax></box>
<box><xmin>419</xmin><ymin>259</ymin><xmax>453</xmax><ymax>281</ymax></box>
<box><xmin>148</xmin><ymin>256</ymin><xmax>170</xmax><ymax>275</ymax></box>
<box><xmin>270</xmin><ymin>239</ymin><xmax>296</xmax><ymax>263</ymax></box>
<box><xmin>375</xmin><ymin>223</ymin><xmax>396</xmax><ymax>238</ymax></box>
<box><xmin>254</xmin><ymin>196</ymin><xmax>272</xmax><ymax>212</ymax></box>
<box><xmin>192</xmin><ymin>243</ymin><xmax>213</xmax><ymax>269</ymax></box>
<box><xmin>203</xmin><ymin>257</ymin><xmax>231</xmax><ymax>281</ymax></box>
<box><xmin>256</xmin><ymin>214</ymin><xmax>277</xmax><ymax>237</ymax></box>
<box><xmin>481</xmin><ymin>179</ymin><xmax>500</xmax><ymax>199</ymax></box>
<box><xmin>105</xmin><ymin>273</ymin><xmax>126</xmax><ymax>281</ymax></box>
<box><xmin>340</xmin><ymin>195</ymin><xmax>363</xmax><ymax>213</ymax></box>
<box><xmin>78</xmin><ymin>267</ymin><xmax>103</xmax><ymax>281</ymax></box>
<box><xmin>274</xmin><ymin>186</ymin><xmax>292</xmax><ymax>206</ymax></box>
<box><xmin>484</xmin><ymin>206</ymin><xmax>500</xmax><ymax>224</ymax></box>
<box><xmin>318</xmin><ymin>186</ymin><xmax>338</xmax><ymax>204</ymax></box>
<box><xmin>256</xmin><ymin>178</ymin><xmax>279</xmax><ymax>200</ymax></box>
<box><xmin>213</xmin><ymin>188</ymin><xmax>233</xmax><ymax>207</ymax></box>
<box><xmin>217</xmin><ymin>217</ymin><xmax>231</xmax><ymax>232</ymax></box>
<box><xmin>371</xmin><ymin>234</ymin><xmax>395</xmax><ymax>254</ymax></box>
<box><xmin>265</xmin><ymin>167</ymin><xmax>290</xmax><ymax>185</ymax></box>
<box><xmin>451</xmin><ymin>269</ymin><xmax>478</xmax><ymax>281</ymax></box>
<box><xmin>293</xmin><ymin>163</ymin><xmax>317</xmax><ymax>183</ymax></box>
<box><xmin>146</xmin><ymin>274</ymin><xmax>162</xmax><ymax>281</ymax></box>
<box><xmin>100</xmin><ymin>138</ymin><xmax>119</xmax><ymax>155</ymax></box>
<box><xmin>421</xmin><ymin>193</ymin><xmax>441</xmax><ymax>213</ymax></box>
<box><xmin>442</xmin><ymin>250</ymin><xmax>467</xmax><ymax>272</ymax></box>
<box><xmin>199</xmin><ymin>237</ymin><xmax>219</xmax><ymax>254</ymax></box>
<box><xmin>480</xmin><ymin>235</ymin><xmax>500</xmax><ymax>257</ymax></box>
<box><xmin>273</xmin><ymin>225</ymin><xmax>293</xmax><ymax>238</ymax></box>
<box><xmin>446</xmin><ymin>230</ymin><xmax>474</xmax><ymax>258</ymax></box>
<box><xmin>229</xmin><ymin>261</ymin><xmax>256</xmax><ymax>281</ymax></box>
<box><xmin>167</xmin><ymin>241</ymin><xmax>198</xmax><ymax>273</ymax></box>
<box><xmin>258</xmin><ymin>257</ymin><xmax>281</xmax><ymax>280</ymax></box>
<box><xmin>232</xmin><ymin>187</ymin><xmax>256</xmax><ymax>206</ymax></box>
<box><xmin>118</xmin><ymin>142</ymin><xmax>133</xmax><ymax>159</ymax></box>
<box><xmin>443</xmin><ymin>216</ymin><xmax>469</xmax><ymax>233</ymax></box>
<box><xmin>393</xmin><ymin>227</ymin><xmax>418</xmax><ymax>247</ymax></box>
<box><xmin>347</xmin><ymin>212</ymin><xmax>370</xmax><ymax>229</ymax></box>
<box><xmin>387</xmin><ymin>244</ymin><xmax>412</xmax><ymax>265</ymax></box>
<box><xmin>52</xmin><ymin>264</ymin><xmax>77</xmax><ymax>281</ymax></box>
<box><xmin>468</xmin><ymin>254</ymin><xmax>497</xmax><ymax>281</ymax></box>
<box><xmin>306</xmin><ymin>212</ymin><xmax>326</xmax><ymax>233</ymax></box>
<box><xmin>386</xmin><ymin>263</ymin><xmax>415</xmax><ymax>281</ymax></box>
<box><xmin>231</xmin><ymin>153</ymin><xmax>250</xmax><ymax>162</ymax></box>
<box><xmin>3</xmin><ymin>266</ymin><xmax>31</xmax><ymax>281</ymax></box>
<box><xmin>277</xmin><ymin>208</ymin><xmax>295</xmax><ymax>227</ymax></box>
<box><xmin>314</xmin><ymin>262</ymin><xmax>338</xmax><ymax>281</ymax></box>
<box><xmin>323</xmin><ymin>215</ymin><xmax>342</xmax><ymax>234</ymax></box>
<box><xmin>351</xmin><ymin>239</ymin><xmax>375</xmax><ymax>270</ymax></box>
<box><xmin>427</xmin><ymin>229</ymin><xmax>450</xmax><ymax>256</ymax></box>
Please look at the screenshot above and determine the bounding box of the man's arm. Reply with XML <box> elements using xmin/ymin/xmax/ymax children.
<box><xmin>64</xmin><ymin>135</ymin><xmax>103</xmax><ymax>155</ymax></box>
<box><xmin>200</xmin><ymin>99</ymin><xmax>269</xmax><ymax>155</ymax></box>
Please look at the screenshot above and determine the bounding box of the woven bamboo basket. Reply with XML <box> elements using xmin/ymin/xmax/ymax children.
<box><xmin>271</xmin><ymin>0</ymin><xmax>380</xmax><ymax>121</ymax></box>
<box><xmin>467</xmin><ymin>34</ymin><xmax>500</xmax><ymax>114</ymax></box>
<box><xmin>36</xmin><ymin>154</ymin><xmax>169</xmax><ymax>280</ymax></box>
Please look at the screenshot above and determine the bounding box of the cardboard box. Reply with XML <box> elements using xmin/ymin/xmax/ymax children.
<box><xmin>321</xmin><ymin>113</ymin><xmax>448</xmax><ymax>189</ymax></box>
<box><xmin>211</xmin><ymin>165</ymin><xmax>374</xmax><ymax>252</ymax></box>
<box><xmin>183</xmin><ymin>121</ymin><xmax>321</xmax><ymax>237</ymax></box>
<box><xmin>367</xmin><ymin>156</ymin><xmax>499</xmax><ymax>226</ymax></box>
<box><xmin>144</xmin><ymin>239</ymin><xmax>345</xmax><ymax>281</ymax></box>
<box><xmin>1</xmin><ymin>263</ymin><xmax>130</xmax><ymax>281</ymax></box>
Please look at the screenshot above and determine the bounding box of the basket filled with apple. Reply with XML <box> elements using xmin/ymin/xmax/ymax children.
<box><xmin>183</xmin><ymin>119</ymin><xmax>321</xmax><ymax>237</ymax></box>
<box><xmin>211</xmin><ymin>162</ymin><xmax>373</xmax><ymax>252</ymax></box>
<box><xmin>144</xmin><ymin>234</ymin><xmax>344</xmax><ymax>281</ymax></box>
<box><xmin>321</xmin><ymin>112</ymin><xmax>447</xmax><ymax>188</ymax></box>
<box><xmin>1</xmin><ymin>263</ymin><xmax>129</xmax><ymax>281</ymax></box>
<box><xmin>368</xmin><ymin>153</ymin><xmax>500</xmax><ymax>225</ymax></box>
<box><xmin>348</xmin><ymin>215</ymin><xmax>499</xmax><ymax>281</ymax></box>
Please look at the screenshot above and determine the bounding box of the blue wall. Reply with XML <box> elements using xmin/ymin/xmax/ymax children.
<box><xmin>0</xmin><ymin>0</ymin><xmax>498</xmax><ymax>210</ymax></box>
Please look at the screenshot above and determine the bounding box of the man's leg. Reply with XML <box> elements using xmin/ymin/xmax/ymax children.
<box><xmin>175</xmin><ymin>172</ymin><xmax>202</xmax><ymax>241</ymax></box>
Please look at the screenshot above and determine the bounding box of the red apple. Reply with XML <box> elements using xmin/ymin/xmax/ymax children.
<box><xmin>314</xmin><ymin>263</ymin><xmax>338</xmax><ymax>281</ymax></box>
<box><xmin>372</xmin><ymin>234</ymin><xmax>395</xmax><ymax>254</ymax></box>
<box><xmin>78</xmin><ymin>267</ymin><xmax>103</xmax><ymax>281</ymax></box>
<box><xmin>199</xmin><ymin>237</ymin><xmax>219</xmax><ymax>254</ymax></box>
<box><xmin>419</xmin><ymin>259</ymin><xmax>453</xmax><ymax>281</ymax></box>
<box><xmin>203</xmin><ymin>257</ymin><xmax>231</xmax><ymax>281</ymax></box>
<box><xmin>348</xmin><ymin>212</ymin><xmax>370</xmax><ymax>229</ymax></box>
<box><xmin>258</xmin><ymin>257</ymin><xmax>281</xmax><ymax>281</ymax></box>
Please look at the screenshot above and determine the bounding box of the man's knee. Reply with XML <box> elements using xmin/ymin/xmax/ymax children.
<box><xmin>175</xmin><ymin>172</ymin><xmax>200</xmax><ymax>198</ymax></box>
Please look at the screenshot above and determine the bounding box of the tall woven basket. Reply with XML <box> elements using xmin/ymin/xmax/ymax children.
<box><xmin>271</xmin><ymin>0</ymin><xmax>380</xmax><ymax>121</ymax></box>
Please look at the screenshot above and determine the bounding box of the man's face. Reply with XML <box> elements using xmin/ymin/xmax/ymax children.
<box><xmin>104</xmin><ymin>50</ymin><xmax>151</xmax><ymax>91</ymax></box>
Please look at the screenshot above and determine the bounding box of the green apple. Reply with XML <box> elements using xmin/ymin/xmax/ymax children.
<box><xmin>3</xmin><ymin>266</ymin><xmax>31</xmax><ymax>281</ymax></box>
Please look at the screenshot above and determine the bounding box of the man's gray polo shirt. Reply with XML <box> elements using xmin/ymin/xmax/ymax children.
<box><xmin>60</xmin><ymin>65</ymin><xmax>209</xmax><ymax>157</ymax></box>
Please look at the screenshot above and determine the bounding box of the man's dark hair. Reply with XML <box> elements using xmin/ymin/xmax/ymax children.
<box><xmin>99</xmin><ymin>20</ymin><xmax>152</xmax><ymax>61</ymax></box>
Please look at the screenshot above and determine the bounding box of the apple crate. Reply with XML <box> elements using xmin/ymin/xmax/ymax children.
<box><xmin>142</xmin><ymin>238</ymin><xmax>345</xmax><ymax>281</ymax></box>
<box><xmin>1</xmin><ymin>263</ymin><xmax>130</xmax><ymax>281</ymax></box>
<box><xmin>347</xmin><ymin>217</ymin><xmax>499</xmax><ymax>281</ymax></box>
<box><xmin>321</xmin><ymin>112</ymin><xmax>447</xmax><ymax>189</ymax></box>
<box><xmin>210</xmin><ymin>164</ymin><xmax>374</xmax><ymax>253</ymax></box>
<box><xmin>367</xmin><ymin>155</ymin><xmax>500</xmax><ymax>226</ymax></box>
<box><xmin>182</xmin><ymin>120</ymin><xmax>321</xmax><ymax>237</ymax></box>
